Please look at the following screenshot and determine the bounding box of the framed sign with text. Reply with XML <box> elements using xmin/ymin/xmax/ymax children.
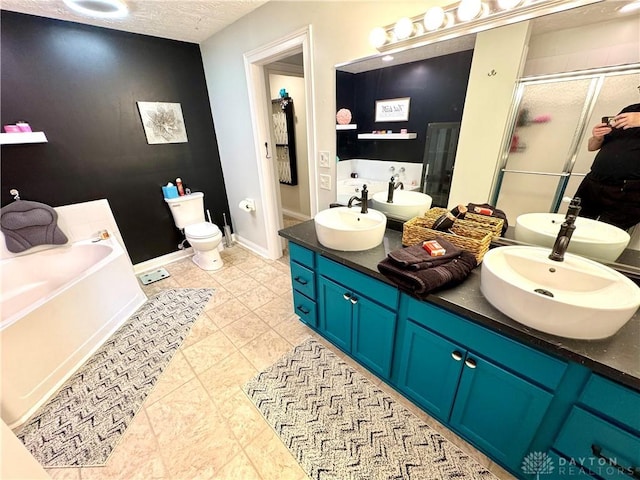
<box><xmin>375</xmin><ymin>97</ymin><xmax>410</xmax><ymax>122</ymax></box>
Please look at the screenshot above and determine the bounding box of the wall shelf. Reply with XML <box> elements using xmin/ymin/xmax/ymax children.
<box><xmin>0</xmin><ymin>132</ymin><xmax>48</xmax><ymax>145</ymax></box>
<box><xmin>357</xmin><ymin>133</ymin><xmax>417</xmax><ymax>140</ymax></box>
<box><xmin>336</xmin><ymin>124</ymin><xmax>357</xmax><ymax>130</ymax></box>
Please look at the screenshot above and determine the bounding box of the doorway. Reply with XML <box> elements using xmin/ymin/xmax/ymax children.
<box><xmin>244</xmin><ymin>26</ymin><xmax>317</xmax><ymax>260</ymax></box>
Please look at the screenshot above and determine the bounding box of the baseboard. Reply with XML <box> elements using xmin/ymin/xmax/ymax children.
<box><xmin>133</xmin><ymin>247</ymin><xmax>194</xmax><ymax>275</ymax></box>
<box><xmin>282</xmin><ymin>209</ymin><xmax>311</xmax><ymax>221</ymax></box>
<box><xmin>233</xmin><ymin>234</ymin><xmax>272</xmax><ymax>259</ymax></box>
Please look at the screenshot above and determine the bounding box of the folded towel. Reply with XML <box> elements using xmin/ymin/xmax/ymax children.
<box><xmin>388</xmin><ymin>238</ymin><xmax>463</xmax><ymax>270</ymax></box>
<box><xmin>378</xmin><ymin>251</ymin><xmax>477</xmax><ymax>297</ymax></box>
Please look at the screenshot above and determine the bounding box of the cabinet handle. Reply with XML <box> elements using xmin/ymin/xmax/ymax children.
<box><xmin>350</xmin><ymin>297</ymin><xmax>358</xmax><ymax>304</ymax></box>
<box><xmin>296</xmin><ymin>305</ymin><xmax>310</xmax><ymax>315</ymax></box>
<box><xmin>451</xmin><ymin>351</ymin><xmax>463</xmax><ymax>361</ymax></box>
<box><xmin>591</xmin><ymin>444</ymin><xmax>640</xmax><ymax>479</ymax></box>
<box><xmin>343</xmin><ymin>292</ymin><xmax>352</xmax><ymax>300</ymax></box>
<box><xmin>464</xmin><ymin>358</ymin><xmax>477</xmax><ymax>369</ymax></box>
<box><xmin>294</xmin><ymin>276</ymin><xmax>308</xmax><ymax>286</ymax></box>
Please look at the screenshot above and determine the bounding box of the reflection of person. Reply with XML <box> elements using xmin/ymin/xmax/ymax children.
<box><xmin>574</xmin><ymin>100</ymin><xmax>640</xmax><ymax>230</ymax></box>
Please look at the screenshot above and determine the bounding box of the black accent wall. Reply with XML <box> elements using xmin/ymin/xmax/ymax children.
<box><xmin>0</xmin><ymin>11</ymin><xmax>230</xmax><ymax>264</ymax></box>
<box><xmin>337</xmin><ymin>50</ymin><xmax>473</xmax><ymax>163</ymax></box>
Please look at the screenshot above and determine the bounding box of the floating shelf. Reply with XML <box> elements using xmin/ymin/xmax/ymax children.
<box><xmin>0</xmin><ymin>132</ymin><xmax>48</xmax><ymax>145</ymax></box>
<box><xmin>357</xmin><ymin>133</ymin><xmax>417</xmax><ymax>140</ymax></box>
<box><xmin>336</xmin><ymin>124</ymin><xmax>357</xmax><ymax>130</ymax></box>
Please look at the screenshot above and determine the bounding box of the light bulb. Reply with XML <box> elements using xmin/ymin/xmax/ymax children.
<box><xmin>620</xmin><ymin>0</ymin><xmax>640</xmax><ymax>13</ymax></box>
<box><xmin>369</xmin><ymin>27</ymin><xmax>389</xmax><ymax>49</ymax></box>
<box><xmin>424</xmin><ymin>7</ymin><xmax>446</xmax><ymax>31</ymax></box>
<box><xmin>394</xmin><ymin>17</ymin><xmax>416</xmax><ymax>40</ymax></box>
<box><xmin>457</xmin><ymin>0</ymin><xmax>482</xmax><ymax>22</ymax></box>
<box><xmin>497</xmin><ymin>0</ymin><xmax>522</xmax><ymax>10</ymax></box>
<box><xmin>382</xmin><ymin>55</ymin><xmax>394</xmax><ymax>62</ymax></box>
<box><xmin>63</xmin><ymin>0</ymin><xmax>128</xmax><ymax>18</ymax></box>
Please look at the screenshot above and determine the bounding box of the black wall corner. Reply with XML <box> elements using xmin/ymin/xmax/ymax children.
<box><xmin>1</xmin><ymin>11</ymin><xmax>231</xmax><ymax>264</ymax></box>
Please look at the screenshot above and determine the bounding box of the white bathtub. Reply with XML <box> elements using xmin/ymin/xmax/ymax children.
<box><xmin>0</xmin><ymin>236</ymin><xmax>147</xmax><ymax>428</ymax></box>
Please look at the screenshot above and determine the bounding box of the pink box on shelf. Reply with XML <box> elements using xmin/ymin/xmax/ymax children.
<box><xmin>16</xmin><ymin>123</ymin><xmax>32</xmax><ymax>132</ymax></box>
<box><xmin>4</xmin><ymin>125</ymin><xmax>20</xmax><ymax>133</ymax></box>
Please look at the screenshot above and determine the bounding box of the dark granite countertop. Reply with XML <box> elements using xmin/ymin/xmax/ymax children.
<box><xmin>280</xmin><ymin>220</ymin><xmax>640</xmax><ymax>392</ymax></box>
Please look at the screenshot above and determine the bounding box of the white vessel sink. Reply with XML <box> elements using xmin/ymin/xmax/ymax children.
<box><xmin>371</xmin><ymin>190</ymin><xmax>433</xmax><ymax>220</ymax></box>
<box><xmin>480</xmin><ymin>246</ymin><xmax>640</xmax><ymax>340</ymax></box>
<box><xmin>515</xmin><ymin>213</ymin><xmax>630</xmax><ymax>262</ymax></box>
<box><xmin>314</xmin><ymin>207</ymin><xmax>387</xmax><ymax>251</ymax></box>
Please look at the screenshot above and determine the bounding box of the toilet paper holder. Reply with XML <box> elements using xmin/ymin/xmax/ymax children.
<box><xmin>239</xmin><ymin>198</ymin><xmax>256</xmax><ymax>212</ymax></box>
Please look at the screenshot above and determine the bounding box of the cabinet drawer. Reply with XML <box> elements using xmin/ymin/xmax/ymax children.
<box><xmin>289</xmin><ymin>242</ymin><xmax>315</xmax><ymax>269</ymax></box>
<box><xmin>554</xmin><ymin>407</ymin><xmax>640</xmax><ymax>480</ymax></box>
<box><xmin>544</xmin><ymin>451</ymin><xmax>599</xmax><ymax>479</ymax></box>
<box><xmin>291</xmin><ymin>261</ymin><xmax>316</xmax><ymax>299</ymax></box>
<box><xmin>403</xmin><ymin>295</ymin><xmax>567</xmax><ymax>390</ymax></box>
<box><xmin>292</xmin><ymin>290</ymin><xmax>317</xmax><ymax>327</ymax></box>
<box><xmin>317</xmin><ymin>256</ymin><xmax>398</xmax><ymax>307</ymax></box>
<box><xmin>579</xmin><ymin>374</ymin><xmax>640</xmax><ymax>433</ymax></box>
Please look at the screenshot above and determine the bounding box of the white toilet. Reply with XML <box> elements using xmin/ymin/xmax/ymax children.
<box><xmin>165</xmin><ymin>192</ymin><xmax>224</xmax><ymax>271</ymax></box>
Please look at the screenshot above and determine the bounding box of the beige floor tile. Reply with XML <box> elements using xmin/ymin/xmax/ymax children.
<box><xmin>252</xmin><ymin>295</ymin><xmax>295</xmax><ymax>327</ymax></box>
<box><xmin>215</xmin><ymin>389</ymin><xmax>269</xmax><ymax>446</ymax></box>
<box><xmin>240</xmin><ymin>329</ymin><xmax>295</xmax><ymax>371</ymax></box>
<box><xmin>141</xmin><ymin>276</ymin><xmax>180</xmax><ymax>297</ymax></box>
<box><xmin>251</xmin><ymin>264</ymin><xmax>283</xmax><ymax>283</ymax></box>
<box><xmin>271</xmin><ymin>316</ymin><xmax>314</xmax><ymax>346</ymax></box>
<box><xmin>236</xmin><ymin>284</ymin><xmax>279</xmax><ymax>311</ymax></box>
<box><xmin>182</xmin><ymin>310</ymin><xmax>219</xmax><ymax>349</ymax></box>
<box><xmin>80</xmin><ymin>409</ymin><xmax>165</xmax><ymax>480</ymax></box>
<box><xmin>235</xmin><ymin>255</ymin><xmax>269</xmax><ymax>274</ymax></box>
<box><xmin>205</xmin><ymin>298</ymin><xmax>252</xmax><ymax>328</ymax></box>
<box><xmin>263</xmin><ymin>273</ymin><xmax>293</xmax><ymax>296</ymax></box>
<box><xmin>222</xmin><ymin>313</ymin><xmax>271</xmax><ymax>348</ymax></box>
<box><xmin>245</xmin><ymin>427</ymin><xmax>308</xmax><ymax>480</ymax></box>
<box><xmin>44</xmin><ymin>468</ymin><xmax>81</xmax><ymax>479</ymax></box>
<box><xmin>176</xmin><ymin>273</ymin><xmax>220</xmax><ymax>289</ymax></box>
<box><xmin>182</xmin><ymin>330</ymin><xmax>237</xmax><ymax>374</ymax></box>
<box><xmin>145</xmin><ymin>350</ymin><xmax>195</xmax><ymax>406</ymax></box>
<box><xmin>224</xmin><ymin>275</ymin><xmax>262</xmax><ymax>296</ymax></box>
<box><xmin>199</xmin><ymin>350</ymin><xmax>258</xmax><ymax>405</ymax></box>
<box><xmin>202</xmin><ymin>285</ymin><xmax>235</xmax><ymax>311</ymax></box>
<box><xmin>209</xmin><ymin>265</ymin><xmax>247</xmax><ymax>285</ymax></box>
<box><xmin>211</xmin><ymin>451</ymin><xmax>262</xmax><ymax>480</ymax></box>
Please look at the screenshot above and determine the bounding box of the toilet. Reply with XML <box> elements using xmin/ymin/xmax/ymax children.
<box><xmin>165</xmin><ymin>192</ymin><xmax>224</xmax><ymax>271</ymax></box>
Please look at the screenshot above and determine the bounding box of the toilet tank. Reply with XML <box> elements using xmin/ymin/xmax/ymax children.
<box><xmin>165</xmin><ymin>192</ymin><xmax>206</xmax><ymax>229</ymax></box>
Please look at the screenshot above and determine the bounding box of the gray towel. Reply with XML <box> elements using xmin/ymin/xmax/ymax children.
<box><xmin>1</xmin><ymin>201</ymin><xmax>68</xmax><ymax>253</ymax></box>
<box><xmin>388</xmin><ymin>238</ymin><xmax>463</xmax><ymax>270</ymax></box>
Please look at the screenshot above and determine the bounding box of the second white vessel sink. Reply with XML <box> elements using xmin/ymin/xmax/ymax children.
<box><xmin>314</xmin><ymin>207</ymin><xmax>387</xmax><ymax>251</ymax></box>
<box><xmin>480</xmin><ymin>246</ymin><xmax>640</xmax><ymax>340</ymax></box>
<box><xmin>371</xmin><ymin>190</ymin><xmax>432</xmax><ymax>220</ymax></box>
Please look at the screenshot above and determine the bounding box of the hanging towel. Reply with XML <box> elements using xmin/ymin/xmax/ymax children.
<box><xmin>388</xmin><ymin>237</ymin><xmax>462</xmax><ymax>270</ymax></box>
<box><xmin>378</xmin><ymin>250</ymin><xmax>477</xmax><ymax>297</ymax></box>
<box><xmin>1</xmin><ymin>201</ymin><xmax>68</xmax><ymax>253</ymax></box>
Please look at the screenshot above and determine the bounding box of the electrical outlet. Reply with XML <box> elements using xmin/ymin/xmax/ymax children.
<box><xmin>319</xmin><ymin>151</ymin><xmax>330</xmax><ymax>168</ymax></box>
<box><xmin>320</xmin><ymin>174</ymin><xmax>331</xmax><ymax>190</ymax></box>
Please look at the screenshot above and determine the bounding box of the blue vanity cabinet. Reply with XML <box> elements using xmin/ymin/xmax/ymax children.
<box><xmin>317</xmin><ymin>256</ymin><xmax>399</xmax><ymax>378</ymax></box>
<box><xmin>393</xmin><ymin>294</ymin><xmax>566</xmax><ymax>472</ymax></box>
<box><xmin>288</xmin><ymin>243</ymin><xmax>317</xmax><ymax>327</ymax></box>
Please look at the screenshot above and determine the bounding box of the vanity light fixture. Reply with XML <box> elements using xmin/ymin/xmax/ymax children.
<box><xmin>619</xmin><ymin>0</ymin><xmax>640</xmax><ymax>13</ymax></box>
<box><xmin>63</xmin><ymin>0</ymin><xmax>128</xmax><ymax>18</ymax></box>
<box><xmin>382</xmin><ymin>55</ymin><xmax>395</xmax><ymax>62</ymax></box>
<box><xmin>369</xmin><ymin>0</ymin><xmax>604</xmax><ymax>52</ymax></box>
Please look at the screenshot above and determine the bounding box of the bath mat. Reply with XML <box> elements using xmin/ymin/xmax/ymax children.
<box><xmin>244</xmin><ymin>338</ymin><xmax>497</xmax><ymax>480</ymax></box>
<box><xmin>16</xmin><ymin>288</ymin><xmax>213</xmax><ymax>467</ymax></box>
<box><xmin>138</xmin><ymin>267</ymin><xmax>170</xmax><ymax>285</ymax></box>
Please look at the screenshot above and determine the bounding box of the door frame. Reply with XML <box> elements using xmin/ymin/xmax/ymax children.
<box><xmin>244</xmin><ymin>26</ymin><xmax>317</xmax><ymax>259</ymax></box>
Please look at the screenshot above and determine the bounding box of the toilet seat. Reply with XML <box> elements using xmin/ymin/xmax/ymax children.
<box><xmin>185</xmin><ymin>222</ymin><xmax>220</xmax><ymax>239</ymax></box>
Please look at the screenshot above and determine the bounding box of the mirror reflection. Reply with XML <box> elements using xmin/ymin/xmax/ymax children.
<box><xmin>335</xmin><ymin>2</ymin><xmax>640</xmax><ymax>269</ymax></box>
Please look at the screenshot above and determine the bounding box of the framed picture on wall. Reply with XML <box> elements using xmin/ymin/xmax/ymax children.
<box><xmin>375</xmin><ymin>97</ymin><xmax>410</xmax><ymax>122</ymax></box>
<box><xmin>137</xmin><ymin>102</ymin><xmax>188</xmax><ymax>144</ymax></box>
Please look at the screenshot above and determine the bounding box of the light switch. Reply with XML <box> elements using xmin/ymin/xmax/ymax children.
<box><xmin>320</xmin><ymin>174</ymin><xmax>331</xmax><ymax>190</ymax></box>
<box><xmin>319</xmin><ymin>151</ymin><xmax>330</xmax><ymax>168</ymax></box>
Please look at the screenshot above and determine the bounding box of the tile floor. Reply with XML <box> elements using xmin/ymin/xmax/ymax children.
<box><xmin>41</xmin><ymin>239</ymin><xmax>515</xmax><ymax>480</ymax></box>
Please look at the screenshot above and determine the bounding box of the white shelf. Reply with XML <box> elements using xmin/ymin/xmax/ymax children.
<box><xmin>0</xmin><ymin>132</ymin><xmax>48</xmax><ymax>145</ymax></box>
<box><xmin>357</xmin><ymin>133</ymin><xmax>417</xmax><ymax>140</ymax></box>
<box><xmin>336</xmin><ymin>124</ymin><xmax>357</xmax><ymax>130</ymax></box>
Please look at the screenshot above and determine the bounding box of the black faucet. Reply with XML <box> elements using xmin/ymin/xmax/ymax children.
<box><xmin>348</xmin><ymin>184</ymin><xmax>369</xmax><ymax>214</ymax></box>
<box><xmin>386</xmin><ymin>176</ymin><xmax>404</xmax><ymax>203</ymax></box>
<box><xmin>549</xmin><ymin>197</ymin><xmax>581</xmax><ymax>262</ymax></box>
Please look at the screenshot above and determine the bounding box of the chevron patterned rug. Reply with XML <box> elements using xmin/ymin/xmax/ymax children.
<box><xmin>244</xmin><ymin>338</ymin><xmax>497</xmax><ymax>480</ymax></box>
<box><xmin>16</xmin><ymin>288</ymin><xmax>213</xmax><ymax>467</ymax></box>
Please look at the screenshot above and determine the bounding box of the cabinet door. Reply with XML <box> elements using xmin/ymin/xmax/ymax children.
<box><xmin>395</xmin><ymin>320</ymin><xmax>464</xmax><ymax>422</ymax></box>
<box><xmin>351</xmin><ymin>295</ymin><xmax>396</xmax><ymax>378</ymax></box>
<box><xmin>449</xmin><ymin>355</ymin><xmax>553</xmax><ymax>471</ymax></box>
<box><xmin>318</xmin><ymin>276</ymin><xmax>353</xmax><ymax>351</ymax></box>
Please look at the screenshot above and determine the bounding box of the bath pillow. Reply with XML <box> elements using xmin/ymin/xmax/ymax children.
<box><xmin>0</xmin><ymin>201</ymin><xmax>68</xmax><ymax>253</ymax></box>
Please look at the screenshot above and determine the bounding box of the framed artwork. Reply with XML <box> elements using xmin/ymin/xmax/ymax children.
<box><xmin>375</xmin><ymin>97</ymin><xmax>411</xmax><ymax>122</ymax></box>
<box><xmin>137</xmin><ymin>102</ymin><xmax>188</xmax><ymax>144</ymax></box>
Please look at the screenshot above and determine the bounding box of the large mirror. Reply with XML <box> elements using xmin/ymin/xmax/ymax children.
<box><xmin>335</xmin><ymin>2</ymin><xmax>640</xmax><ymax>271</ymax></box>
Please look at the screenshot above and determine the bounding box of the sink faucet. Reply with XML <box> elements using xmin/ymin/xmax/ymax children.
<box><xmin>386</xmin><ymin>176</ymin><xmax>404</xmax><ymax>203</ymax></box>
<box><xmin>348</xmin><ymin>184</ymin><xmax>369</xmax><ymax>214</ymax></box>
<box><xmin>549</xmin><ymin>197</ymin><xmax>581</xmax><ymax>262</ymax></box>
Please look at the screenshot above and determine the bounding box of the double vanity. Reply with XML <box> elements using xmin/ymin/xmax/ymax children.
<box><xmin>279</xmin><ymin>220</ymin><xmax>640</xmax><ymax>479</ymax></box>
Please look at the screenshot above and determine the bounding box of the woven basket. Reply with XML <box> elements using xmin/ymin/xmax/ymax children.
<box><xmin>402</xmin><ymin>215</ymin><xmax>492</xmax><ymax>263</ymax></box>
<box><xmin>421</xmin><ymin>207</ymin><xmax>504</xmax><ymax>239</ymax></box>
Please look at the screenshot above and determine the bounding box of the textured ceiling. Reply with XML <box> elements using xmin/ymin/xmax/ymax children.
<box><xmin>0</xmin><ymin>0</ymin><xmax>269</xmax><ymax>43</ymax></box>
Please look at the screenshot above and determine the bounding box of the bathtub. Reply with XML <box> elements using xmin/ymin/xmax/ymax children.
<box><xmin>0</xmin><ymin>235</ymin><xmax>147</xmax><ymax>428</ymax></box>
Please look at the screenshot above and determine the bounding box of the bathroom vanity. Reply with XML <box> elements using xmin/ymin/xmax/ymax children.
<box><xmin>279</xmin><ymin>221</ymin><xmax>640</xmax><ymax>479</ymax></box>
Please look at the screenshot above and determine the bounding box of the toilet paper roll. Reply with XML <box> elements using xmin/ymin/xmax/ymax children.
<box><xmin>239</xmin><ymin>199</ymin><xmax>255</xmax><ymax>212</ymax></box>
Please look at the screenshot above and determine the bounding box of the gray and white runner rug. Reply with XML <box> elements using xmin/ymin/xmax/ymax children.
<box><xmin>17</xmin><ymin>288</ymin><xmax>213</xmax><ymax>467</ymax></box>
<box><xmin>244</xmin><ymin>338</ymin><xmax>497</xmax><ymax>480</ymax></box>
